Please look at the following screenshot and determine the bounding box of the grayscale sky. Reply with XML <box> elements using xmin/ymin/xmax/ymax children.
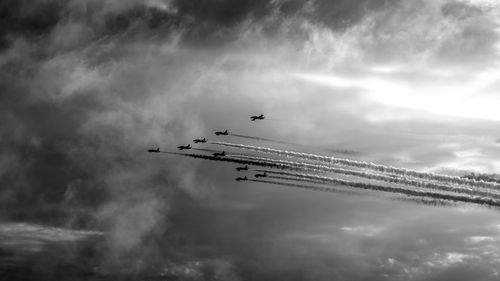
<box><xmin>1</xmin><ymin>0</ymin><xmax>500</xmax><ymax>280</ymax></box>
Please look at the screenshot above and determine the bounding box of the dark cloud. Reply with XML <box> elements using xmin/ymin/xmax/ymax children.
<box><xmin>1</xmin><ymin>0</ymin><xmax>500</xmax><ymax>280</ymax></box>
<box><xmin>312</xmin><ymin>0</ymin><xmax>399</xmax><ymax>29</ymax></box>
<box><xmin>174</xmin><ymin>0</ymin><xmax>270</xmax><ymax>26</ymax></box>
<box><xmin>0</xmin><ymin>0</ymin><xmax>64</xmax><ymax>50</ymax></box>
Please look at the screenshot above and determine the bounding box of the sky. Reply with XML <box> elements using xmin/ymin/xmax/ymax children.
<box><xmin>1</xmin><ymin>0</ymin><xmax>500</xmax><ymax>280</ymax></box>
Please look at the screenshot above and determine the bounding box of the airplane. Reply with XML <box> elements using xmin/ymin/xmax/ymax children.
<box><xmin>177</xmin><ymin>144</ymin><xmax>191</xmax><ymax>150</ymax></box>
<box><xmin>236</xmin><ymin>165</ymin><xmax>249</xmax><ymax>171</ymax></box>
<box><xmin>236</xmin><ymin>176</ymin><xmax>248</xmax><ymax>181</ymax></box>
<box><xmin>254</xmin><ymin>172</ymin><xmax>267</xmax><ymax>178</ymax></box>
<box><xmin>148</xmin><ymin>147</ymin><xmax>160</xmax><ymax>153</ymax></box>
<box><xmin>213</xmin><ymin>151</ymin><xmax>225</xmax><ymax>157</ymax></box>
<box><xmin>250</xmin><ymin>114</ymin><xmax>265</xmax><ymax>121</ymax></box>
<box><xmin>193</xmin><ymin>138</ymin><xmax>206</xmax><ymax>143</ymax></box>
<box><xmin>214</xmin><ymin>130</ymin><xmax>228</xmax><ymax>136</ymax></box>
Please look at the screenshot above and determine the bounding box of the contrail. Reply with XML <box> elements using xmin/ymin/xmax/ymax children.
<box><xmin>158</xmin><ymin>152</ymin><xmax>500</xmax><ymax>207</ymax></box>
<box><xmin>392</xmin><ymin>196</ymin><xmax>457</xmax><ymax>208</ymax></box>
<box><xmin>212</xmin><ymin>142</ymin><xmax>500</xmax><ymax>190</ymax></box>
<box><xmin>253</xmin><ymin>176</ymin><xmax>500</xmax><ymax>207</ymax></box>
<box><xmin>264</xmin><ymin>176</ymin><xmax>363</xmax><ymax>196</ymax></box>
<box><xmin>192</xmin><ymin>148</ymin><xmax>220</xmax><ymax>153</ymax></box>
<box><xmin>250</xmin><ymin>179</ymin><xmax>359</xmax><ymax>195</ymax></box>
<box><xmin>265</xmin><ymin>176</ymin><xmax>456</xmax><ymax>207</ymax></box>
<box><xmin>229</xmin><ymin>134</ymin><xmax>293</xmax><ymax>145</ymax></box>
<box><xmin>229</xmin><ymin>135</ymin><xmax>360</xmax><ymax>156</ymax></box>
<box><xmin>234</xmin><ymin>155</ymin><xmax>500</xmax><ymax>199</ymax></box>
<box><xmin>159</xmin><ymin>151</ymin><xmax>292</xmax><ymax>169</ymax></box>
<box><xmin>255</xmin><ymin>168</ymin><xmax>500</xmax><ymax>199</ymax></box>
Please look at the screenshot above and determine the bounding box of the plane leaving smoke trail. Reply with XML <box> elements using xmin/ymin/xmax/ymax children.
<box><xmin>159</xmin><ymin>151</ymin><xmax>292</xmax><ymax>169</ymax></box>
<box><xmin>158</xmin><ymin>152</ymin><xmax>500</xmax><ymax>207</ymax></box>
<box><xmin>233</xmin><ymin>154</ymin><xmax>500</xmax><ymax>199</ymax></box>
<box><xmin>229</xmin><ymin>134</ymin><xmax>359</xmax><ymax>155</ymax></box>
<box><xmin>229</xmin><ymin>134</ymin><xmax>293</xmax><ymax>145</ymax></box>
<box><xmin>265</xmin><ymin>175</ymin><xmax>365</xmax><ymax>195</ymax></box>
<box><xmin>255</xmin><ymin>168</ymin><xmax>500</xmax><ymax>199</ymax></box>
<box><xmin>250</xmin><ymin>179</ymin><xmax>361</xmax><ymax>195</ymax></box>
<box><xmin>212</xmin><ymin>142</ymin><xmax>500</xmax><ymax>190</ymax></box>
<box><xmin>253</xmin><ymin>175</ymin><xmax>500</xmax><ymax>207</ymax></box>
<box><xmin>263</xmin><ymin>176</ymin><xmax>456</xmax><ymax>207</ymax></box>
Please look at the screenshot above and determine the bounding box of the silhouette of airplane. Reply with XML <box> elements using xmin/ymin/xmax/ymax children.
<box><xmin>236</xmin><ymin>176</ymin><xmax>248</xmax><ymax>181</ymax></box>
<box><xmin>214</xmin><ymin>130</ymin><xmax>228</xmax><ymax>136</ymax></box>
<box><xmin>250</xmin><ymin>114</ymin><xmax>265</xmax><ymax>121</ymax></box>
<box><xmin>193</xmin><ymin>138</ymin><xmax>206</xmax><ymax>143</ymax></box>
<box><xmin>177</xmin><ymin>144</ymin><xmax>191</xmax><ymax>150</ymax></box>
<box><xmin>236</xmin><ymin>165</ymin><xmax>248</xmax><ymax>171</ymax></box>
<box><xmin>254</xmin><ymin>172</ymin><xmax>267</xmax><ymax>178</ymax></box>
<box><xmin>213</xmin><ymin>151</ymin><xmax>225</xmax><ymax>157</ymax></box>
<box><xmin>148</xmin><ymin>148</ymin><xmax>160</xmax><ymax>153</ymax></box>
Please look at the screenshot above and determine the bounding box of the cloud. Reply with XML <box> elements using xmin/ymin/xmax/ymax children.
<box><xmin>1</xmin><ymin>0</ymin><xmax>500</xmax><ymax>280</ymax></box>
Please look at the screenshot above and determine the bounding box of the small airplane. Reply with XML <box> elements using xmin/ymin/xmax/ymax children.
<box><xmin>254</xmin><ymin>172</ymin><xmax>267</xmax><ymax>178</ymax></box>
<box><xmin>177</xmin><ymin>144</ymin><xmax>191</xmax><ymax>150</ymax></box>
<box><xmin>236</xmin><ymin>165</ymin><xmax>249</xmax><ymax>171</ymax></box>
<box><xmin>193</xmin><ymin>138</ymin><xmax>206</xmax><ymax>143</ymax></box>
<box><xmin>214</xmin><ymin>130</ymin><xmax>228</xmax><ymax>136</ymax></box>
<box><xmin>250</xmin><ymin>114</ymin><xmax>265</xmax><ymax>121</ymax></box>
<box><xmin>236</xmin><ymin>176</ymin><xmax>248</xmax><ymax>181</ymax></box>
<box><xmin>148</xmin><ymin>148</ymin><xmax>160</xmax><ymax>153</ymax></box>
<box><xmin>213</xmin><ymin>151</ymin><xmax>225</xmax><ymax>157</ymax></box>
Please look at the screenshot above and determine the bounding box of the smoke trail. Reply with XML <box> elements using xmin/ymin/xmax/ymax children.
<box><xmin>392</xmin><ymin>196</ymin><xmax>457</xmax><ymax>208</ymax></box>
<box><xmin>250</xmin><ymin>179</ymin><xmax>359</xmax><ymax>195</ymax></box>
<box><xmin>229</xmin><ymin>134</ymin><xmax>293</xmax><ymax>145</ymax></box>
<box><xmin>265</xmin><ymin>176</ymin><xmax>456</xmax><ymax>207</ymax></box>
<box><xmin>212</xmin><ymin>142</ymin><xmax>500</xmax><ymax>190</ymax></box>
<box><xmin>255</xmin><ymin>168</ymin><xmax>500</xmax><ymax>200</ymax></box>
<box><xmin>253</xmin><ymin>176</ymin><xmax>500</xmax><ymax>207</ymax></box>
<box><xmin>158</xmin><ymin>152</ymin><xmax>500</xmax><ymax>207</ymax></box>
<box><xmin>265</xmin><ymin>175</ymin><xmax>364</xmax><ymax>196</ymax></box>
<box><xmin>192</xmin><ymin>148</ymin><xmax>221</xmax><ymax>153</ymax></box>
<box><xmin>159</xmin><ymin>151</ymin><xmax>292</xmax><ymax>169</ymax></box>
<box><xmin>232</xmin><ymin>154</ymin><xmax>500</xmax><ymax>199</ymax></box>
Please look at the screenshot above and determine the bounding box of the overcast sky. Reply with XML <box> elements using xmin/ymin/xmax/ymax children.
<box><xmin>1</xmin><ymin>0</ymin><xmax>500</xmax><ymax>280</ymax></box>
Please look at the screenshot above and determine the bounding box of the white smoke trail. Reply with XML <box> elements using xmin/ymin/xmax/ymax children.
<box><xmin>229</xmin><ymin>134</ymin><xmax>293</xmax><ymax>145</ymax></box>
<box><xmin>159</xmin><ymin>152</ymin><xmax>500</xmax><ymax>207</ymax></box>
<box><xmin>212</xmin><ymin>142</ymin><xmax>500</xmax><ymax>190</ymax></box>
<box><xmin>266</xmin><ymin>175</ymin><xmax>456</xmax><ymax>207</ymax></box>
<box><xmin>263</xmin><ymin>176</ymin><xmax>361</xmax><ymax>196</ymax></box>
<box><xmin>252</xmin><ymin>176</ymin><xmax>500</xmax><ymax>207</ymax></box>
<box><xmin>231</xmin><ymin>154</ymin><xmax>500</xmax><ymax>199</ymax></box>
<box><xmin>255</xmin><ymin>168</ymin><xmax>500</xmax><ymax>200</ymax></box>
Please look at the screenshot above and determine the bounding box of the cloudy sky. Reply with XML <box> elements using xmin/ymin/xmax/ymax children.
<box><xmin>1</xmin><ymin>0</ymin><xmax>500</xmax><ymax>280</ymax></box>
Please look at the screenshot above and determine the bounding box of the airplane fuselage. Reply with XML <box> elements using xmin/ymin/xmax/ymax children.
<box><xmin>251</xmin><ymin>114</ymin><xmax>265</xmax><ymax>121</ymax></box>
<box><xmin>236</xmin><ymin>165</ymin><xmax>248</xmax><ymax>171</ymax></box>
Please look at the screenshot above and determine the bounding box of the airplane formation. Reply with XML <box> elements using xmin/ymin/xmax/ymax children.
<box><xmin>146</xmin><ymin>112</ymin><xmax>500</xmax><ymax>209</ymax></box>
<box><xmin>148</xmin><ymin>114</ymin><xmax>267</xmax><ymax>181</ymax></box>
